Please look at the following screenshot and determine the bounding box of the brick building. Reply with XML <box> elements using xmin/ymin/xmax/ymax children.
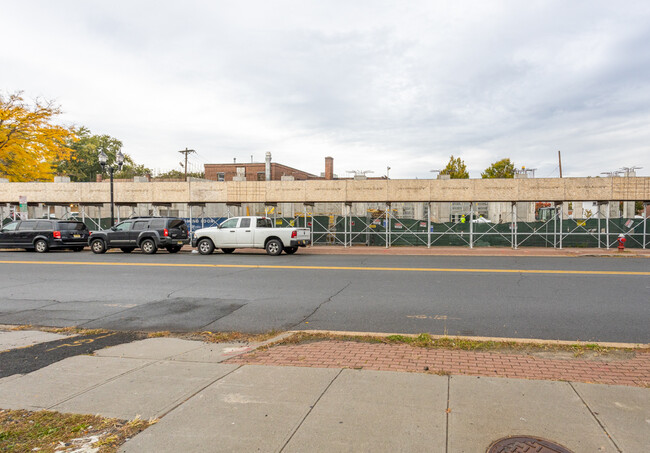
<box><xmin>204</xmin><ymin>162</ymin><xmax>319</xmax><ymax>181</ymax></box>
<box><xmin>204</xmin><ymin>154</ymin><xmax>335</xmax><ymax>181</ymax></box>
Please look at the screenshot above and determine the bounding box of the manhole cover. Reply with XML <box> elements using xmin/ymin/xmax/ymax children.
<box><xmin>487</xmin><ymin>436</ymin><xmax>574</xmax><ymax>453</ymax></box>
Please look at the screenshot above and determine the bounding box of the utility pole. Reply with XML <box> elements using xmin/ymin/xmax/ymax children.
<box><xmin>178</xmin><ymin>148</ymin><xmax>196</xmax><ymax>181</ymax></box>
<box><xmin>558</xmin><ymin>150</ymin><xmax>563</xmax><ymax>178</ymax></box>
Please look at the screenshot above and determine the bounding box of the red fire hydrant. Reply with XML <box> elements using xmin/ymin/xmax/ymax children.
<box><xmin>617</xmin><ymin>234</ymin><xmax>626</xmax><ymax>251</ymax></box>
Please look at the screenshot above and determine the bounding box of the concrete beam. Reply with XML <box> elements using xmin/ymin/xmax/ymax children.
<box><xmin>0</xmin><ymin>177</ymin><xmax>648</xmax><ymax>204</ymax></box>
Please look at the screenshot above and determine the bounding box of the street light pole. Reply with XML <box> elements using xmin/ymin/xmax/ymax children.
<box><xmin>99</xmin><ymin>149</ymin><xmax>124</xmax><ymax>227</ymax></box>
<box><xmin>109</xmin><ymin>166</ymin><xmax>114</xmax><ymax>226</ymax></box>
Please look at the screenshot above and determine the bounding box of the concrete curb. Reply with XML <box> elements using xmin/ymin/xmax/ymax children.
<box><xmin>179</xmin><ymin>245</ymin><xmax>650</xmax><ymax>258</ymax></box>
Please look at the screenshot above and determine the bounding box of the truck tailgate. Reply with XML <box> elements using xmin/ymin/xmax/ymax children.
<box><xmin>295</xmin><ymin>228</ymin><xmax>310</xmax><ymax>240</ymax></box>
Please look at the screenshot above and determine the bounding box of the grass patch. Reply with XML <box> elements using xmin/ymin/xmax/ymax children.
<box><xmin>4</xmin><ymin>325</ymin><xmax>282</xmax><ymax>345</ymax></box>
<box><xmin>269</xmin><ymin>332</ymin><xmax>640</xmax><ymax>357</ymax></box>
<box><xmin>0</xmin><ymin>409</ymin><xmax>153</xmax><ymax>452</ymax></box>
<box><xmin>196</xmin><ymin>330</ymin><xmax>282</xmax><ymax>344</ymax></box>
<box><xmin>8</xmin><ymin>325</ymin><xmax>34</xmax><ymax>331</ymax></box>
<box><xmin>41</xmin><ymin>327</ymin><xmax>110</xmax><ymax>336</ymax></box>
<box><xmin>147</xmin><ymin>331</ymin><xmax>171</xmax><ymax>338</ymax></box>
<box><xmin>384</xmin><ymin>334</ymin><xmax>515</xmax><ymax>351</ymax></box>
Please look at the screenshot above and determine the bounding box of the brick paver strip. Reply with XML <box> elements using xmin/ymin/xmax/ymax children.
<box><xmin>227</xmin><ymin>341</ymin><xmax>650</xmax><ymax>387</ymax></box>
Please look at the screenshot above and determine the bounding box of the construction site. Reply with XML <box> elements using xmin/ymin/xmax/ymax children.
<box><xmin>1</xmin><ymin>155</ymin><xmax>649</xmax><ymax>249</ymax></box>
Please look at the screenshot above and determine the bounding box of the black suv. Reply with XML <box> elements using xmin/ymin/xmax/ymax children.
<box><xmin>89</xmin><ymin>217</ymin><xmax>189</xmax><ymax>254</ymax></box>
<box><xmin>0</xmin><ymin>219</ymin><xmax>89</xmax><ymax>252</ymax></box>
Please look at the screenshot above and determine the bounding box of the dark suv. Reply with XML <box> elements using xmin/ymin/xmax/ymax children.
<box><xmin>89</xmin><ymin>217</ymin><xmax>189</xmax><ymax>254</ymax></box>
<box><xmin>0</xmin><ymin>219</ymin><xmax>89</xmax><ymax>252</ymax></box>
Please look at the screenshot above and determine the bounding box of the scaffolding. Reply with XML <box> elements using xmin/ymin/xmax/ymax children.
<box><xmin>268</xmin><ymin>201</ymin><xmax>649</xmax><ymax>249</ymax></box>
<box><xmin>3</xmin><ymin>200</ymin><xmax>647</xmax><ymax>249</ymax></box>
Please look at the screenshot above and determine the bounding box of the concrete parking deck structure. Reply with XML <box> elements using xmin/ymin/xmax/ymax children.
<box><xmin>1</xmin><ymin>177</ymin><xmax>649</xmax><ymax>204</ymax></box>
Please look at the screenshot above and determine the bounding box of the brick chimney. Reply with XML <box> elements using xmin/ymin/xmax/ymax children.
<box><xmin>325</xmin><ymin>156</ymin><xmax>334</xmax><ymax>180</ymax></box>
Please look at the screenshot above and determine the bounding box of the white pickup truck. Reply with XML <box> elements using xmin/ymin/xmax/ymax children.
<box><xmin>191</xmin><ymin>216</ymin><xmax>311</xmax><ymax>256</ymax></box>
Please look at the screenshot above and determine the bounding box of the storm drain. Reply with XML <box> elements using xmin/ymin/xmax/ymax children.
<box><xmin>487</xmin><ymin>436</ymin><xmax>574</xmax><ymax>453</ymax></box>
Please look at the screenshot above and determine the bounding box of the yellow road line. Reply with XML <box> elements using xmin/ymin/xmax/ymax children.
<box><xmin>0</xmin><ymin>260</ymin><xmax>648</xmax><ymax>276</ymax></box>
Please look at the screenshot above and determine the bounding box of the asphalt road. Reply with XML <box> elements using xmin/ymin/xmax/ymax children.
<box><xmin>0</xmin><ymin>331</ymin><xmax>142</xmax><ymax>378</ymax></box>
<box><xmin>0</xmin><ymin>250</ymin><xmax>648</xmax><ymax>343</ymax></box>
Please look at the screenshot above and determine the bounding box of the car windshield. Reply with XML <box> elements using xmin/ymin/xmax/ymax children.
<box><xmin>1</xmin><ymin>222</ymin><xmax>19</xmax><ymax>231</ymax></box>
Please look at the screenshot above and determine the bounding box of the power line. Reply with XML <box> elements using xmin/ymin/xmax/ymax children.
<box><xmin>543</xmin><ymin>166</ymin><xmax>558</xmax><ymax>178</ymax></box>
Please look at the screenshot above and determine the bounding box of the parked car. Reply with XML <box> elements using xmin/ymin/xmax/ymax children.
<box><xmin>191</xmin><ymin>216</ymin><xmax>310</xmax><ymax>255</ymax></box>
<box><xmin>89</xmin><ymin>217</ymin><xmax>189</xmax><ymax>254</ymax></box>
<box><xmin>0</xmin><ymin>219</ymin><xmax>89</xmax><ymax>252</ymax></box>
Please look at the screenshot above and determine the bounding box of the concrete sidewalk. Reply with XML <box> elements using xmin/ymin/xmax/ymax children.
<box><xmin>182</xmin><ymin>244</ymin><xmax>650</xmax><ymax>258</ymax></box>
<box><xmin>0</xmin><ymin>333</ymin><xmax>648</xmax><ymax>452</ymax></box>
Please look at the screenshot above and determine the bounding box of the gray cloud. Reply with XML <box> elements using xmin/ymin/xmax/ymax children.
<box><xmin>3</xmin><ymin>1</ymin><xmax>649</xmax><ymax>179</ymax></box>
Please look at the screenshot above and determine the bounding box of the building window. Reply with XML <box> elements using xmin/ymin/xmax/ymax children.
<box><xmin>257</xmin><ymin>172</ymin><xmax>265</xmax><ymax>181</ymax></box>
<box><xmin>217</xmin><ymin>173</ymin><xmax>225</xmax><ymax>181</ymax></box>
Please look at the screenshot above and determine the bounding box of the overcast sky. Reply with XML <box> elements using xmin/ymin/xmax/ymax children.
<box><xmin>4</xmin><ymin>1</ymin><xmax>650</xmax><ymax>178</ymax></box>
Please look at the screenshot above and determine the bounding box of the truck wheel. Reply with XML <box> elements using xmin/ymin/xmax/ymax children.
<box><xmin>265</xmin><ymin>239</ymin><xmax>283</xmax><ymax>256</ymax></box>
<box><xmin>91</xmin><ymin>239</ymin><xmax>106</xmax><ymax>254</ymax></box>
<box><xmin>166</xmin><ymin>246</ymin><xmax>181</xmax><ymax>253</ymax></box>
<box><xmin>284</xmin><ymin>246</ymin><xmax>298</xmax><ymax>255</ymax></box>
<box><xmin>197</xmin><ymin>238</ymin><xmax>214</xmax><ymax>255</ymax></box>
<box><xmin>221</xmin><ymin>248</ymin><xmax>235</xmax><ymax>254</ymax></box>
<box><xmin>141</xmin><ymin>238</ymin><xmax>157</xmax><ymax>254</ymax></box>
<box><xmin>120</xmin><ymin>247</ymin><xmax>135</xmax><ymax>253</ymax></box>
<box><xmin>34</xmin><ymin>239</ymin><xmax>49</xmax><ymax>253</ymax></box>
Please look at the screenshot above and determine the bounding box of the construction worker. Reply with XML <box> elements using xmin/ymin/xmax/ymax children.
<box><xmin>460</xmin><ymin>215</ymin><xmax>466</xmax><ymax>224</ymax></box>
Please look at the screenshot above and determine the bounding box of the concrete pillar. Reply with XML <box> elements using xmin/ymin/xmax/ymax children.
<box><xmin>570</xmin><ymin>201</ymin><xmax>583</xmax><ymax>219</ymax></box>
<box><xmin>623</xmin><ymin>201</ymin><xmax>636</xmax><ymax>218</ymax></box>
<box><xmin>280</xmin><ymin>175</ymin><xmax>295</xmax><ymax>217</ymax></box>
<box><xmin>623</xmin><ymin>170</ymin><xmax>636</xmax><ymax>218</ymax></box>
<box><xmin>608</xmin><ymin>202</ymin><xmax>621</xmax><ymax>219</ymax></box>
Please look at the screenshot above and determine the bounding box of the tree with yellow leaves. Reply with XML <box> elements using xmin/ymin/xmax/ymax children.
<box><xmin>0</xmin><ymin>92</ymin><xmax>75</xmax><ymax>181</ymax></box>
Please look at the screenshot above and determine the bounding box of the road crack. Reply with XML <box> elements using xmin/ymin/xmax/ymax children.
<box><xmin>292</xmin><ymin>281</ymin><xmax>351</xmax><ymax>328</ymax></box>
<box><xmin>515</xmin><ymin>272</ymin><xmax>526</xmax><ymax>288</ymax></box>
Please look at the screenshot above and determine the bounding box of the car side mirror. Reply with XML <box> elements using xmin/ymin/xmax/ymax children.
<box><xmin>110</xmin><ymin>226</ymin><xmax>117</xmax><ymax>231</ymax></box>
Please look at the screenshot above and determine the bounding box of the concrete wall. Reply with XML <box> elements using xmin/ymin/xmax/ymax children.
<box><xmin>1</xmin><ymin>177</ymin><xmax>648</xmax><ymax>204</ymax></box>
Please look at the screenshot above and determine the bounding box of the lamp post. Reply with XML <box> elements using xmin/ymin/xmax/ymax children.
<box><xmin>98</xmin><ymin>149</ymin><xmax>124</xmax><ymax>227</ymax></box>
